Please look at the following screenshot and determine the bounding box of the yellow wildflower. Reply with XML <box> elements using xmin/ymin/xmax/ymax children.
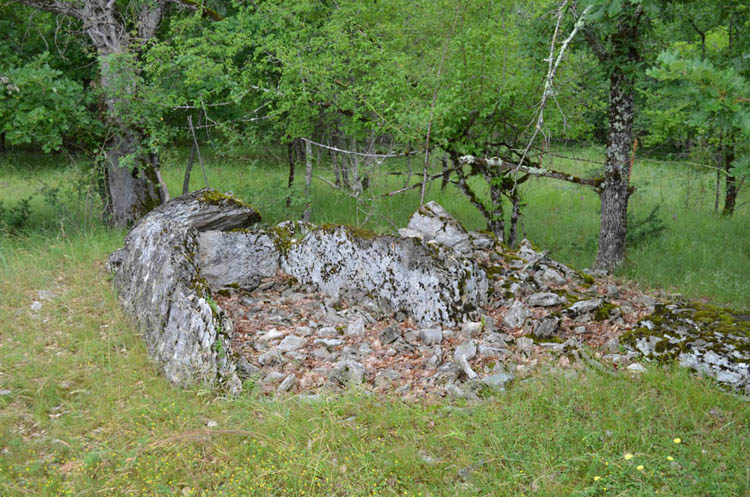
<box><xmin>624</xmin><ymin>453</ymin><xmax>634</xmax><ymax>460</ymax></box>
<box><xmin>637</xmin><ymin>465</ymin><xmax>644</xmax><ymax>471</ymax></box>
<box><xmin>593</xmin><ymin>476</ymin><xmax>601</xmax><ymax>482</ymax></box>
<box><xmin>667</xmin><ymin>456</ymin><xmax>674</xmax><ymax>461</ymax></box>
<box><xmin>673</xmin><ymin>438</ymin><xmax>681</xmax><ymax>444</ymax></box>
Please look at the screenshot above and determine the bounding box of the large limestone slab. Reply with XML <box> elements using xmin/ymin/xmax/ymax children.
<box><xmin>108</xmin><ymin>189</ymin><xmax>261</xmax><ymax>394</ymax></box>
<box><xmin>198</xmin><ymin>230</ymin><xmax>279</xmax><ymax>291</ymax></box>
<box><xmin>282</xmin><ymin>225</ymin><xmax>488</xmax><ymax>327</ymax></box>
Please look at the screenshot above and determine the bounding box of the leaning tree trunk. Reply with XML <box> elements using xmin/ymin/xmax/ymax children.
<box><xmin>14</xmin><ymin>0</ymin><xmax>169</xmax><ymax>228</ymax></box>
<box><xmin>94</xmin><ymin>10</ymin><xmax>165</xmax><ymax>227</ymax></box>
<box><xmin>594</xmin><ymin>66</ymin><xmax>634</xmax><ymax>272</ymax></box>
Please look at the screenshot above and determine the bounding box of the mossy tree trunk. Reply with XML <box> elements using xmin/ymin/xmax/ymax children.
<box><xmin>15</xmin><ymin>0</ymin><xmax>171</xmax><ymax>227</ymax></box>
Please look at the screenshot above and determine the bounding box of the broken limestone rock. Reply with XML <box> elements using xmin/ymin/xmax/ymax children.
<box><xmin>108</xmin><ymin>189</ymin><xmax>260</xmax><ymax>394</ymax></box>
<box><xmin>534</xmin><ymin>316</ymin><xmax>560</xmax><ymax>339</ymax></box>
<box><xmin>527</xmin><ymin>292</ymin><xmax>565</xmax><ymax>307</ymax></box>
<box><xmin>198</xmin><ymin>230</ymin><xmax>279</xmax><ymax>291</ymax></box>
<box><xmin>454</xmin><ymin>340</ymin><xmax>478</xmax><ymax>380</ymax></box>
<box><xmin>282</xmin><ymin>225</ymin><xmax>487</xmax><ymax>327</ymax></box>
<box><xmin>504</xmin><ymin>300</ymin><xmax>531</xmax><ymax>328</ymax></box>
<box><xmin>329</xmin><ymin>360</ymin><xmax>366</xmax><ymax>386</ymax></box>
<box><xmin>406</xmin><ymin>201</ymin><xmax>472</xmax><ymax>254</ymax></box>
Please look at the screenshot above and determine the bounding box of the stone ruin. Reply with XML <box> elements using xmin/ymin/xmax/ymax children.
<box><xmin>108</xmin><ymin>189</ymin><xmax>749</xmax><ymax>398</ymax></box>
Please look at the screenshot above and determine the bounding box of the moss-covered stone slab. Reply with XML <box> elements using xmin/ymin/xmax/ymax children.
<box><xmin>621</xmin><ymin>302</ymin><xmax>749</xmax><ymax>393</ymax></box>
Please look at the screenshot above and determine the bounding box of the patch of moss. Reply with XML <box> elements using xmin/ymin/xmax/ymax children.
<box><xmin>575</xmin><ymin>270</ymin><xmax>595</xmax><ymax>287</ymax></box>
<box><xmin>532</xmin><ymin>335</ymin><xmax>564</xmax><ymax>344</ymax></box>
<box><xmin>620</xmin><ymin>301</ymin><xmax>750</xmax><ymax>365</ymax></box>
<box><xmin>318</xmin><ymin>223</ymin><xmax>379</xmax><ymax>241</ymax></box>
<box><xmin>197</xmin><ymin>189</ymin><xmax>255</xmax><ymax>212</ymax></box>
<box><xmin>594</xmin><ymin>302</ymin><xmax>618</xmax><ymax>321</ymax></box>
<box><xmin>268</xmin><ymin>224</ymin><xmax>295</xmax><ymax>255</ymax></box>
<box><xmin>482</xmin><ymin>264</ymin><xmax>505</xmax><ymax>280</ymax></box>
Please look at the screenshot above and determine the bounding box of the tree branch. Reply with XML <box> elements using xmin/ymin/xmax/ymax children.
<box><xmin>168</xmin><ymin>0</ymin><xmax>223</xmax><ymax>21</ymax></box>
<box><xmin>12</xmin><ymin>0</ymin><xmax>84</xmax><ymax>20</ymax></box>
<box><xmin>459</xmin><ymin>155</ymin><xmax>604</xmax><ymax>191</ymax></box>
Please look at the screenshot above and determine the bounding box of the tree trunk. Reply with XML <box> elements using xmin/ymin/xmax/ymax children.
<box><xmin>14</xmin><ymin>0</ymin><xmax>169</xmax><ymax>227</ymax></box>
<box><xmin>594</xmin><ymin>66</ymin><xmax>634</xmax><ymax>271</ymax></box>
<box><xmin>183</xmin><ymin>140</ymin><xmax>196</xmax><ymax>196</ymax></box>
<box><xmin>302</xmin><ymin>138</ymin><xmax>312</xmax><ymax>221</ymax></box>
<box><xmin>98</xmin><ymin>46</ymin><xmax>165</xmax><ymax>227</ymax></box>
<box><xmin>722</xmin><ymin>139</ymin><xmax>737</xmax><ymax>216</ymax></box>
<box><xmin>286</xmin><ymin>141</ymin><xmax>296</xmax><ymax>208</ymax></box>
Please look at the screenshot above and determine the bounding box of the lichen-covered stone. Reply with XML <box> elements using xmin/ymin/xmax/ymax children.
<box><xmin>281</xmin><ymin>225</ymin><xmax>488</xmax><ymax>327</ymax></box>
<box><xmin>621</xmin><ymin>302</ymin><xmax>749</xmax><ymax>393</ymax></box>
<box><xmin>406</xmin><ymin>201</ymin><xmax>472</xmax><ymax>254</ymax></box>
<box><xmin>108</xmin><ymin>189</ymin><xmax>260</xmax><ymax>394</ymax></box>
<box><xmin>198</xmin><ymin>230</ymin><xmax>279</xmax><ymax>291</ymax></box>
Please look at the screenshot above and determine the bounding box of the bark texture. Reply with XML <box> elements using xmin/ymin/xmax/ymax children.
<box><xmin>14</xmin><ymin>0</ymin><xmax>178</xmax><ymax>227</ymax></box>
<box><xmin>594</xmin><ymin>66</ymin><xmax>634</xmax><ymax>271</ymax></box>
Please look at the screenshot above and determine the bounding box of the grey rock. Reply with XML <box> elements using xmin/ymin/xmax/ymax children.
<box><xmin>296</xmin><ymin>326</ymin><xmax>313</xmax><ymax>336</ymax></box>
<box><xmin>607</xmin><ymin>284</ymin><xmax>619</xmax><ymax>297</ymax></box>
<box><xmin>345</xmin><ymin>317</ymin><xmax>366</xmax><ymax>337</ymax></box>
<box><xmin>454</xmin><ymin>340</ymin><xmax>478</xmax><ymax>380</ymax></box>
<box><xmin>504</xmin><ymin>300</ymin><xmax>531</xmax><ymax>328</ymax></box>
<box><xmin>460</xmin><ymin>321</ymin><xmax>483</xmax><ymax>338</ymax></box>
<box><xmin>482</xmin><ymin>315</ymin><xmax>498</xmax><ymax>333</ymax></box>
<box><xmin>278</xmin><ymin>335</ymin><xmax>305</xmax><ymax>353</ymax></box>
<box><xmin>565</xmin><ymin>299</ymin><xmax>602</xmax><ymax>316</ymax></box>
<box><xmin>236</xmin><ymin>356</ymin><xmax>261</xmax><ymax>379</ymax></box>
<box><xmin>574</xmin><ymin>326</ymin><xmax>587</xmax><ymax>334</ymax></box>
<box><xmin>329</xmin><ymin>360</ymin><xmax>366</xmax><ymax>386</ymax></box>
<box><xmin>277</xmin><ymin>374</ymin><xmax>296</xmax><ymax>392</ymax></box>
<box><xmin>626</xmin><ymin>363</ymin><xmax>647</xmax><ymax>373</ymax></box>
<box><xmin>434</xmin><ymin>362</ymin><xmax>462</xmax><ymax>384</ymax></box>
<box><xmin>482</xmin><ymin>372</ymin><xmax>514</xmax><ymax>390</ymax></box>
<box><xmin>358</xmin><ymin>342</ymin><xmax>372</xmax><ymax>356</ymax></box>
<box><xmin>539</xmin><ymin>267</ymin><xmax>566</xmax><ymax>287</ymax></box>
<box><xmin>374</xmin><ymin>368</ymin><xmax>402</xmax><ymax>388</ymax></box>
<box><xmin>516</xmin><ymin>337</ymin><xmax>535</xmax><ymax>357</ymax></box>
<box><xmin>469</xmin><ymin>231</ymin><xmax>495</xmax><ymax>250</ymax></box>
<box><xmin>518</xmin><ymin>239</ymin><xmax>545</xmax><ymax>264</ymax></box>
<box><xmin>419</xmin><ymin>327</ymin><xmax>443</xmax><ymax>345</ymax></box>
<box><xmin>603</xmin><ymin>337</ymin><xmax>620</xmax><ymax>354</ymax></box>
<box><xmin>540</xmin><ymin>342</ymin><xmax>565</xmax><ymax>353</ymax></box>
<box><xmin>263</xmin><ymin>371</ymin><xmax>286</xmax><ymax>384</ymax></box>
<box><xmin>311</xmin><ymin>347</ymin><xmax>334</xmax><ymax>361</ymax></box>
<box><xmin>533</xmin><ymin>317</ymin><xmax>560</xmax><ymax>339</ymax></box>
<box><xmin>0</xmin><ymin>389</ymin><xmax>11</xmax><ymax>396</ymax></box>
<box><xmin>259</xmin><ymin>328</ymin><xmax>284</xmax><ymax>341</ymax></box>
<box><xmin>397</xmin><ymin>228</ymin><xmax>424</xmax><ymax>240</ymax></box>
<box><xmin>317</xmin><ymin>326</ymin><xmax>339</xmax><ymax>337</ymax></box>
<box><xmin>527</xmin><ymin>292</ymin><xmax>564</xmax><ymax>307</ymax></box>
<box><xmin>380</xmin><ymin>325</ymin><xmax>401</xmax><ymax>345</ymax></box>
<box><xmin>198</xmin><ymin>230</ymin><xmax>279</xmax><ymax>291</ymax></box>
<box><xmin>258</xmin><ymin>349</ymin><xmax>283</xmax><ymax>367</ymax></box>
<box><xmin>478</xmin><ymin>343</ymin><xmax>507</xmax><ymax>358</ymax></box>
<box><xmin>281</xmin><ymin>224</ymin><xmax>487</xmax><ymax>327</ymax></box>
<box><xmin>313</xmin><ymin>338</ymin><xmax>344</xmax><ymax>349</ymax></box>
<box><xmin>30</xmin><ymin>301</ymin><xmax>42</xmax><ymax>312</ymax></box>
<box><xmin>107</xmin><ymin>189</ymin><xmax>257</xmax><ymax>395</ymax></box>
<box><xmin>406</xmin><ymin>201</ymin><xmax>472</xmax><ymax>254</ymax></box>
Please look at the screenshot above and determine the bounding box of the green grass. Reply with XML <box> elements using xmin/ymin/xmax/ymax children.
<box><xmin>0</xmin><ymin>147</ymin><xmax>748</xmax><ymax>495</ymax></box>
<box><xmin>0</xmin><ymin>231</ymin><xmax>748</xmax><ymax>496</ymax></box>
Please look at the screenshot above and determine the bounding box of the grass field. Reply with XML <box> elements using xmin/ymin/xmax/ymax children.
<box><xmin>0</xmin><ymin>147</ymin><xmax>748</xmax><ymax>496</ymax></box>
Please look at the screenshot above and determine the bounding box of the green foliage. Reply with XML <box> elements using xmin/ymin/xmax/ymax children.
<box><xmin>647</xmin><ymin>53</ymin><xmax>750</xmax><ymax>176</ymax></box>
<box><xmin>0</xmin><ymin>54</ymin><xmax>96</xmax><ymax>152</ymax></box>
